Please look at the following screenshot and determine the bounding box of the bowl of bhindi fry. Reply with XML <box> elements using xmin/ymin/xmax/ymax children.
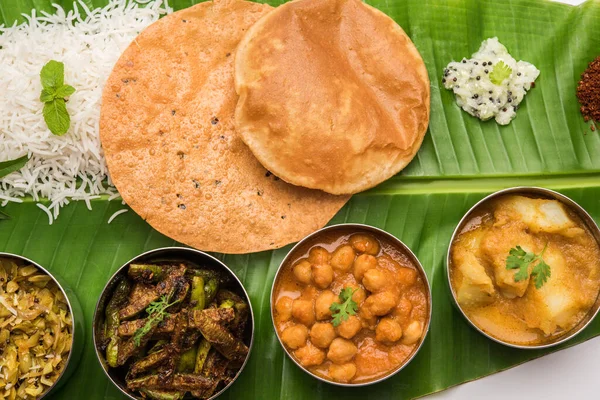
<box><xmin>93</xmin><ymin>247</ymin><xmax>253</xmax><ymax>400</ymax></box>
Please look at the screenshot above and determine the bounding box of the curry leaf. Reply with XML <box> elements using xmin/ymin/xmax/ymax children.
<box><xmin>0</xmin><ymin>155</ymin><xmax>29</xmax><ymax>178</ymax></box>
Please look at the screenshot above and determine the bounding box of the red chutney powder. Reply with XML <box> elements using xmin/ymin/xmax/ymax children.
<box><xmin>577</xmin><ymin>56</ymin><xmax>600</xmax><ymax>130</ymax></box>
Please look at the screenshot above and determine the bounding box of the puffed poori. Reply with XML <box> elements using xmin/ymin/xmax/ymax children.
<box><xmin>234</xmin><ymin>0</ymin><xmax>430</xmax><ymax>195</ymax></box>
<box><xmin>100</xmin><ymin>0</ymin><xmax>349</xmax><ymax>254</ymax></box>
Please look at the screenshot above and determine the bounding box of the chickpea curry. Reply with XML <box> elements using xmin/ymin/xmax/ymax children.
<box><xmin>272</xmin><ymin>229</ymin><xmax>430</xmax><ymax>384</ymax></box>
<box><xmin>450</xmin><ymin>195</ymin><xmax>600</xmax><ymax>346</ymax></box>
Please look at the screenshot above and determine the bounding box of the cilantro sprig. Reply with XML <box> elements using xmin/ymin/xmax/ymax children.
<box><xmin>132</xmin><ymin>294</ymin><xmax>178</xmax><ymax>346</ymax></box>
<box><xmin>39</xmin><ymin>60</ymin><xmax>76</xmax><ymax>136</ymax></box>
<box><xmin>505</xmin><ymin>243</ymin><xmax>551</xmax><ymax>289</ymax></box>
<box><xmin>489</xmin><ymin>60</ymin><xmax>513</xmax><ymax>85</ymax></box>
<box><xmin>330</xmin><ymin>287</ymin><xmax>358</xmax><ymax>327</ymax></box>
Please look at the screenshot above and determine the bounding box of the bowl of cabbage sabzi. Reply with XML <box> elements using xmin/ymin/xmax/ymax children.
<box><xmin>93</xmin><ymin>247</ymin><xmax>253</xmax><ymax>400</ymax></box>
<box><xmin>447</xmin><ymin>187</ymin><xmax>600</xmax><ymax>348</ymax></box>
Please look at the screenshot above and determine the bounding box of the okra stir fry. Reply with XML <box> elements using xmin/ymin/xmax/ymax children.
<box><xmin>97</xmin><ymin>262</ymin><xmax>250</xmax><ymax>399</ymax></box>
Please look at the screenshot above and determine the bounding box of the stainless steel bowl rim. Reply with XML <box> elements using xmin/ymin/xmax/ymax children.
<box><xmin>270</xmin><ymin>223</ymin><xmax>433</xmax><ymax>387</ymax></box>
<box><xmin>445</xmin><ymin>186</ymin><xmax>600</xmax><ymax>349</ymax></box>
<box><xmin>0</xmin><ymin>252</ymin><xmax>80</xmax><ymax>399</ymax></box>
<box><xmin>92</xmin><ymin>246</ymin><xmax>255</xmax><ymax>400</ymax></box>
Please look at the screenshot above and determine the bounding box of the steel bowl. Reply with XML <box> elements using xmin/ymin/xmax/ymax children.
<box><xmin>270</xmin><ymin>223</ymin><xmax>432</xmax><ymax>387</ymax></box>
<box><xmin>446</xmin><ymin>186</ymin><xmax>600</xmax><ymax>349</ymax></box>
<box><xmin>0</xmin><ymin>252</ymin><xmax>84</xmax><ymax>399</ymax></box>
<box><xmin>93</xmin><ymin>247</ymin><xmax>254</xmax><ymax>400</ymax></box>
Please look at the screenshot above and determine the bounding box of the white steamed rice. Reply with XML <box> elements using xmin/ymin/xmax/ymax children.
<box><xmin>0</xmin><ymin>0</ymin><xmax>172</xmax><ymax>222</ymax></box>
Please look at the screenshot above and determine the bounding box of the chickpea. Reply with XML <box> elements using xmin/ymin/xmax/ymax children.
<box><xmin>295</xmin><ymin>342</ymin><xmax>326</xmax><ymax>367</ymax></box>
<box><xmin>327</xmin><ymin>338</ymin><xmax>358</xmax><ymax>364</ymax></box>
<box><xmin>293</xmin><ymin>260</ymin><xmax>312</xmax><ymax>285</ymax></box>
<box><xmin>292</xmin><ymin>298</ymin><xmax>315</xmax><ymax>326</ymax></box>
<box><xmin>330</xmin><ymin>245</ymin><xmax>355</xmax><ymax>272</ymax></box>
<box><xmin>310</xmin><ymin>322</ymin><xmax>336</xmax><ymax>348</ymax></box>
<box><xmin>351</xmin><ymin>286</ymin><xmax>366</xmax><ymax>305</ymax></box>
<box><xmin>362</xmin><ymin>268</ymin><xmax>390</xmax><ymax>293</ymax></box>
<box><xmin>359</xmin><ymin>307</ymin><xmax>378</xmax><ymax>330</ymax></box>
<box><xmin>363</xmin><ymin>291</ymin><xmax>397</xmax><ymax>316</ymax></box>
<box><xmin>402</xmin><ymin>320</ymin><xmax>423</xmax><ymax>345</ymax></box>
<box><xmin>315</xmin><ymin>290</ymin><xmax>337</xmax><ymax>320</ymax></box>
<box><xmin>375</xmin><ymin>318</ymin><xmax>403</xmax><ymax>344</ymax></box>
<box><xmin>336</xmin><ymin>315</ymin><xmax>362</xmax><ymax>339</ymax></box>
<box><xmin>397</xmin><ymin>267</ymin><xmax>418</xmax><ymax>286</ymax></box>
<box><xmin>349</xmin><ymin>234</ymin><xmax>380</xmax><ymax>255</ymax></box>
<box><xmin>393</xmin><ymin>297</ymin><xmax>413</xmax><ymax>323</ymax></box>
<box><xmin>329</xmin><ymin>363</ymin><xmax>357</xmax><ymax>383</ymax></box>
<box><xmin>353</xmin><ymin>254</ymin><xmax>377</xmax><ymax>282</ymax></box>
<box><xmin>281</xmin><ymin>324</ymin><xmax>308</xmax><ymax>349</ymax></box>
<box><xmin>308</xmin><ymin>246</ymin><xmax>330</xmax><ymax>265</ymax></box>
<box><xmin>312</xmin><ymin>263</ymin><xmax>333</xmax><ymax>289</ymax></box>
<box><xmin>275</xmin><ymin>296</ymin><xmax>294</xmax><ymax>322</ymax></box>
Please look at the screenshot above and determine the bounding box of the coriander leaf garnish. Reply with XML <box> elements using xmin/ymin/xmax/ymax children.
<box><xmin>330</xmin><ymin>287</ymin><xmax>358</xmax><ymax>327</ymax></box>
<box><xmin>0</xmin><ymin>155</ymin><xmax>29</xmax><ymax>179</ymax></box>
<box><xmin>505</xmin><ymin>243</ymin><xmax>551</xmax><ymax>289</ymax></box>
<box><xmin>490</xmin><ymin>60</ymin><xmax>513</xmax><ymax>85</ymax></box>
<box><xmin>39</xmin><ymin>60</ymin><xmax>76</xmax><ymax>136</ymax></box>
<box><xmin>132</xmin><ymin>294</ymin><xmax>178</xmax><ymax>346</ymax></box>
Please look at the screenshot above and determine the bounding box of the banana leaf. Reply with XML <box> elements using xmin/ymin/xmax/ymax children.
<box><xmin>1</xmin><ymin>0</ymin><xmax>600</xmax><ymax>399</ymax></box>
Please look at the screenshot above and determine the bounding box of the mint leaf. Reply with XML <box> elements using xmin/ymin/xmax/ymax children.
<box><xmin>43</xmin><ymin>99</ymin><xmax>70</xmax><ymax>136</ymax></box>
<box><xmin>40</xmin><ymin>60</ymin><xmax>64</xmax><ymax>89</ymax></box>
<box><xmin>55</xmin><ymin>84</ymin><xmax>76</xmax><ymax>99</ymax></box>
<box><xmin>40</xmin><ymin>88</ymin><xmax>56</xmax><ymax>103</ymax></box>
<box><xmin>0</xmin><ymin>155</ymin><xmax>29</xmax><ymax>178</ymax></box>
<box><xmin>490</xmin><ymin>60</ymin><xmax>513</xmax><ymax>85</ymax></box>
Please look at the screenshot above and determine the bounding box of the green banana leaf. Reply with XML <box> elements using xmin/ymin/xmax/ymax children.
<box><xmin>1</xmin><ymin>0</ymin><xmax>600</xmax><ymax>399</ymax></box>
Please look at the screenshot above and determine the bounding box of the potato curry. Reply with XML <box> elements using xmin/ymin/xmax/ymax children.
<box><xmin>450</xmin><ymin>195</ymin><xmax>600</xmax><ymax>346</ymax></box>
<box><xmin>272</xmin><ymin>230</ymin><xmax>429</xmax><ymax>384</ymax></box>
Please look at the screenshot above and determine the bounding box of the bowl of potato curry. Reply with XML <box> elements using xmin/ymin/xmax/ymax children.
<box><xmin>271</xmin><ymin>224</ymin><xmax>431</xmax><ymax>385</ymax></box>
<box><xmin>448</xmin><ymin>187</ymin><xmax>600</xmax><ymax>348</ymax></box>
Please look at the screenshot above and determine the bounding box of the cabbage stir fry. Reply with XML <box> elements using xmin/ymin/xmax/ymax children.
<box><xmin>0</xmin><ymin>258</ymin><xmax>73</xmax><ymax>400</ymax></box>
<box><xmin>97</xmin><ymin>262</ymin><xmax>249</xmax><ymax>400</ymax></box>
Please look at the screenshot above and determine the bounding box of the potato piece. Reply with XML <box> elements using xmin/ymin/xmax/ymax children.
<box><xmin>275</xmin><ymin>296</ymin><xmax>294</xmax><ymax>322</ymax></box>
<box><xmin>293</xmin><ymin>260</ymin><xmax>312</xmax><ymax>285</ymax></box>
<box><xmin>455</xmin><ymin>252</ymin><xmax>495</xmax><ymax>307</ymax></box>
<box><xmin>310</xmin><ymin>322</ymin><xmax>336</xmax><ymax>348</ymax></box>
<box><xmin>336</xmin><ymin>315</ymin><xmax>362</xmax><ymax>339</ymax></box>
<box><xmin>401</xmin><ymin>320</ymin><xmax>423</xmax><ymax>345</ymax></box>
<box><xmin>330</xmin><ymin>245</ymin><xmax>355</xmax><ymax>272</ymax></box>
<box><xmin>308</xmin><ymin>246</ymin><xmax>330</xmax><ymax>265</ymax></box>
<box><xmin>349</xmin><ymin>234</ymin><xmax>380</xmax><ymax>255</ymax></box>
<box><xmin>375</xmin><ymin>318</ymin><xmax>403</xmax><ymax>344</ymax></box>
<box><xmin>329</xmin><ymin>363</ymin><xmax>356</xmax><ymax>383</ymax></box>
<box><xmin>353</xmin><ymin>254</ymin><xmax>377</xmax><ymax>281</ymax></box>
<box><xmin>362</xmin><ymin>268</ymin><xmax>390</xmax><ymax>292</ymax></box>
<box><xmin>281</xmin><ymin>324</ymin><xmax>308</xmax><ymax>349</ymax></box>
<box><xmin>312</xmin><ymin>264</ymin><xmax>333</xmax><ymax>289</ymax></box>
<box><xmin>315</xmin><ymin>290</ymin><xmax>337</xmax><ymax>320</ymax></box>
<box><xmin>327</xmin><ymin>338</ymin><xmax>358</xmax><ymax>364</ymax></box>
<box><xmin>295</xmin><ymin>343</ymin><xmax>325</xmax><ymax>367</ymax></box>
<box><xmin>292</xmin><ymin>299</ymin><xmax>315</xmax><ymax>326</ymax></box>
<box><xmin>363</xmin><ymin>291</ymin><xmax>397</xmax><ymax>316</ymax></box>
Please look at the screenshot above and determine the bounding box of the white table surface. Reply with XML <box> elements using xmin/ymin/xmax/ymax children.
<box><xmin>427</xmin><ymin>0</ymin><xmax>597</xmax><ymax>398</ymax></box>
